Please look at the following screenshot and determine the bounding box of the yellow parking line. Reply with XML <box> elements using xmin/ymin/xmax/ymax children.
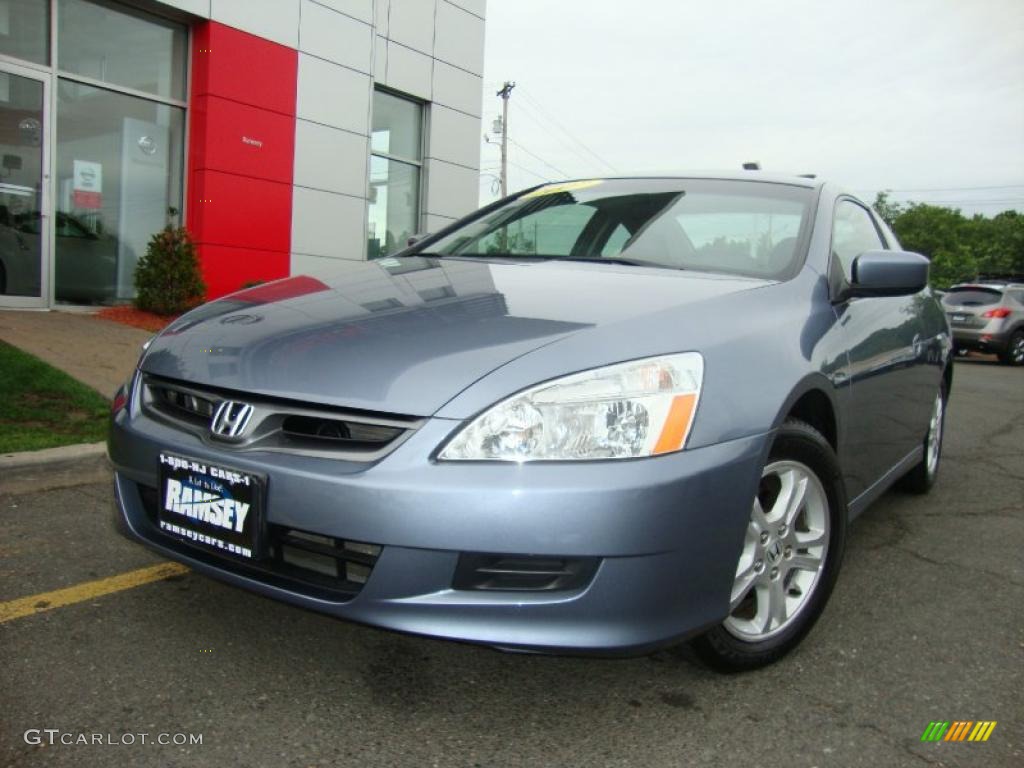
<box><xmin>0</xmin><ymin>562</ymin><xmax>190</xmax><ymax>624</ymax></box>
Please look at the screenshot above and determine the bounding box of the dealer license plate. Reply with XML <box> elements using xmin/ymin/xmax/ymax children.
<box><xmin>157</xmin><ymin>452</ymin><xmax>264</xmax><ymax>560</ymax></box>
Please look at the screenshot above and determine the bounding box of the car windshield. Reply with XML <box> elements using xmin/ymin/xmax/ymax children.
<box><xmin>943</xmin><ymin>287</ymin><xmax>1003</xmax><ymax>306</ymax></box>
<box><xmin>416</xmin><ymin>178</ymin><xmax>814</xmax><ymax>280</ymax></box>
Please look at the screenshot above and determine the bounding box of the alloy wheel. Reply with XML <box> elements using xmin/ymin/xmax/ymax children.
<box><xmin>1012</xmin><ymin>335</ymin><xmax>1024</xmax><ymax>364</ymax></box>
<box><xmin>724</xmin><ymin>460</ymin><xmax>830</xmax><ymax>642</ymax></box>
<box><xmin>926</xmin><ymin>393</ymin><xmax>944</xmax><ymax>477</ymax></box>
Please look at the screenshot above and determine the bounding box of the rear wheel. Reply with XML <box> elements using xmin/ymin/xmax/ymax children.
<box><xmin>898</xmin><ymin>384</ymin><xmax>946</xmax><ymax>494</ymax></box>
<box><xmin>691</xmin><ymin>420</ymin><xmax>846</xmax><ymax>672</ymax></box>
<box><xmin>998</xmin><ymin>331</ymin><xmax>1024</xmax><ymax>366</ymax></box>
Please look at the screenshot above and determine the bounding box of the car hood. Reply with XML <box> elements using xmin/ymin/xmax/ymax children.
<box><xmin>141</xmin><ymin>257</ymin><xmax>770</xmax><ymax>416</ymax></box>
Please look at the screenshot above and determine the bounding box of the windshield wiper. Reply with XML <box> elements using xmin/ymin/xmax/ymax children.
<box><xmin>556</xmin><ymin>256</ymin><xmax>669</xmax><ymax>269</ymax></box>
<box><xmin>414</xmin><ymin>253</ymin><xmax>670</xmax><ymax>269</ymax></box>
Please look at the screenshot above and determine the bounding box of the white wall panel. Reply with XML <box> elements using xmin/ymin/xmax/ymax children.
<box><xmin>434</xmin><ymin>1</ymin><xmax>484</xmax><ymax>75</ymax></box>
<box><xmin>385</xmin><ymin>42</ymin><xmax>432</xmax><ymax>101</ymax></box>
<box><xmin>387</xmin><ymin>0</ymin><xmax>436</xmax><ymax>55</ymax></box>
<box><xmin>211</xmin><ymin>0</ymin><xmax>300</xmax><ymax>48</ymax></box>
<box><xmin>432</xmin><ymin>60</ymin><xmax>482</xmax><ymax>117</ymax></box>
<box><xmin>373</xmin><ymin>35</ymin><xmax>387</xmax><ymax>80</ymax></box>
<box><xmin>424</xmin><ymin>159</ymin><xmax>478</xmax><ymax>219</ymax></box>
<box><xmin>155</xmin><ymin>0</ymin><xmax>210</xmax><ymax>17</ymax></box>
<box><xmin>446</xmin><ymin>0</ymin><xmax>484</xmax><ymax>18</ymax></box>
<box><xmin>296</xmin><ymin>53</ymin><xmax>372</xmax><ymax>134</ymax></box>
<box><xmin>294</xmin><ymin>120</ymin><xmax>369</xmax><ymax>197</ymax></box>
<box><xmin>292</xmin><ymin>253</ymin><xmax>350</xmax><ymax>280</ymax></box>
<box><xmin>428</xmin><ymin>104</ymin><xmax>480</xmax><ymax>169</ymax></box>
<box><xmin>374</xmin><ymin>0</ymin><xmax>390</xmax><ymax>35</ymax></box>
<box><xmin>311</xmin><ymin>0</ymin><xmax>374</xmax><ymax>23</ymax></box>
<box><xmin>299</xmin><ymin>0</ymin><xmax>372</xmax><ymax>73</ymax></box>
<box><xmin>425</xmin><ymin>213</ymin><xmax>458</xmax><ymax>233</ymax></box>
<box><xmin>292</xmin><ymin>187</ymin><xmax>367</xmax><ymax>259</ymax></box>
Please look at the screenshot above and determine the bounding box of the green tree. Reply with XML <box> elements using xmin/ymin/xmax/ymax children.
<box><xmin>872</xmin><ymin>191</ymin><xmax>1024</xmax><ymax>288</ymax></box>
<box><xmin>872</xmin><ymin>191</ymin><xmax>905</xmax><ymax>228</ymax></box>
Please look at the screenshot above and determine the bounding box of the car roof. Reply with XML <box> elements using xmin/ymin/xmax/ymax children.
<box><xmin>558</xmin><ymin>172</ymin><xmax>826</xmax><ymax>189</ymax></box>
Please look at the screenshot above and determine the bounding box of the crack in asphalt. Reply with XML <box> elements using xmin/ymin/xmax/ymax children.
<box><xmin>886</xmin><ymin>543</ymin><xmax>1024</xmax><ymax>589</ymax></box>
<box><xmin>806</xmin><ymin>694</ymin><xmax>941</xmax><ymax>766</ymax></box>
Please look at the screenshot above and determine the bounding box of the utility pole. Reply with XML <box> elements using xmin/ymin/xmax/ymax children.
<box><xmin>496</xmin><ymin>81</ymin><xmax>515</xmax><ymax>197</ymax></box>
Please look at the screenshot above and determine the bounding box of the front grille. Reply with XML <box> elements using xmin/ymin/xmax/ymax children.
<box><xmin>149</xmin><ymin>382</ymin><xmax>217</xmax><ymax>426</ymax></box>
<box><xmin>138</xmin><ymin>485</ymin><xmax>380</xmax><ymax>601</ymax></box>
<box><xmin>141</xmin><ymin>374</ymin><xmax>422</xmax><ymax>461</ymax></box>
<box><xmin>453</xmin><ymin>553</ymin><xmax>600</xmax><ymax>592</ymax></box>
<box><xmin>279</xmin><ymin>414</ymin><xmax>402</xmax><ymax>447</ymax></box>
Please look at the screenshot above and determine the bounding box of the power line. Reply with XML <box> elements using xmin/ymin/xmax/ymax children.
<box><xmin>876</xmin><ymin>184</ymin><xmax>1024</xmax><ymax>193</ymax></box>
<box><xmin>506</xmin><ymin>158</ymin><xmax>552</xmax><ymax>182</ymax></box>
<box><xmin>515</xmin><ymin>87</ymin><xmax>618</xmax><ymax>174</ymax></box>
<box><xmin>512</xmin><ymin>100</ymin><xmax>612</xmax><ymax>176</ymax></box>
<box><xmin>507</xmin><ymin>137</ymin><xmax>570</xmax><ymax>178</ymax></box>
<box><xmin>912</xmin><ymin>199</ymin><xmax>1024</xmax><ymax>206</ymax></box>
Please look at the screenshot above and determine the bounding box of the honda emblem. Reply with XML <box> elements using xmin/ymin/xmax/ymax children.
<box><xmin>210</xmin><ymin>400</ymin><xmax>255</xmax><ymax>440</ymax></box>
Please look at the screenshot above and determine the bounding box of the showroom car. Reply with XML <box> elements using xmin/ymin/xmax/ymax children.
<box><xmin>109</xmin><ymin>174</ymin><xmax>952</xmax><ymax>671</ymax></box>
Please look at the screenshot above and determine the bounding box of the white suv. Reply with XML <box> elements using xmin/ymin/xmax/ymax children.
<box><xmin>942</xmin><ymin>277</ymin><xmax>1024</xmax><ymax>365</ymax></box>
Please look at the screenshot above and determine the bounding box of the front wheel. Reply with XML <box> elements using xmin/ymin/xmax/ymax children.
<box><xmin>691</xmin><ymin>420</ymin><xmax>847</xmax><ymax>672</ymax></box>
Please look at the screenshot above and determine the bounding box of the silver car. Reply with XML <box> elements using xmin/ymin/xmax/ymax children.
<box><xmin>109</xmin><ymin>175</ymin><xmax>952</xmax><ymax>671</ymax></box>
<box><xmin>941</xmin><ymin>278</ymin><xmax>1024</xmax><ymax>365</ymax></box>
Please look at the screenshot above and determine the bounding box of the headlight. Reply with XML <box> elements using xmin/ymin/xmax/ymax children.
<box><xmin>439</xmin><ymin>353</ymin><xmax>704</xmax><ymax>461</ymax></box>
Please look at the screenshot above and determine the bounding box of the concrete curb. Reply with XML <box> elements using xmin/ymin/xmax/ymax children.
<box><xmin>0</xmin><ymin>442</ymin><xmax>111</xmax><ymax>495</ymax></box>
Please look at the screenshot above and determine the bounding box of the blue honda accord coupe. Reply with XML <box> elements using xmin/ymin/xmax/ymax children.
<box><xmin>109</xmin><ymin>174</ymin><xmax>951</xmax><ymax>671</ymax></box>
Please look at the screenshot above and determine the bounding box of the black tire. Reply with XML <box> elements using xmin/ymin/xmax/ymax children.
<box><xmin>897</xmin><ymin>379</ymin><xmax>947</xmax><ymax>494</ymax></box>
<box><xmin>689</xmin><ymin>420</ymin><xmax>847</xmax><ymax>672</ymax></box>
<box><xmin>998</xmin><ymin>331</ymin><xmax>1024</xmax><ymax>366</ymax></box>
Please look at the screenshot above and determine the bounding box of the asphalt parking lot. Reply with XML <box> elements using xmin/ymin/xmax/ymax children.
<box><xmin>1</xmin><ymin>359</ymin><xmax>1021</xmax><ymax>768</ymax></box>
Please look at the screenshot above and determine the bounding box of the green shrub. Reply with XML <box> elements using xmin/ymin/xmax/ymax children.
<box><xmin>134</xmin><ymin>224</ymin><xmax>205</xmax><ymax>315</ymax></box>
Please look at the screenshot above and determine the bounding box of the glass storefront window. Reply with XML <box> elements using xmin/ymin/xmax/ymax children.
<box><xmin>371</xmin><ymin>91</ymin><xmax>422</xmax><ymax>160</ymax></box>
<box><xmin>0</xmin><ymin>71</ymin><xmax>44</xmax><ymax>298</ymax></box>
<box><xmin>0</xmin><ymin>0</ymin><xmax>50</xmax><ymax>65</ymax></box>
<box><xmin>368</xmin><ymin>90</ymin><xmax>422</xmax><ymax>259</ymax></box>
<box><xmin>58</xmin><ymin>0</ymin><xmax>187</xmax><ymax>100</ymax></box>
<box><xmin>368</xmin><ymin>156</ymin><xmax>419</xmax><ymax>259</ymax></box>
<box><xmin>55</xmin><ymin>79</ymin><xmax>183</xmax><ymax>302</ymax></box>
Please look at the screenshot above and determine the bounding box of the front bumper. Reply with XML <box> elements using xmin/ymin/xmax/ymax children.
<box><xmin>109</xmin><ymin>403</ymin><xmax>769</xmax><ymax>654</ymax></box>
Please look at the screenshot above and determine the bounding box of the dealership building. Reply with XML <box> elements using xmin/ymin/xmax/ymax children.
<box><xmin>0</xmin><ymin>0</ymin><xmax>486</xmax><ymax>308</ymax></box>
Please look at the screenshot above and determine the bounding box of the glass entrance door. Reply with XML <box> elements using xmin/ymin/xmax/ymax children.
<box><xmin>0</xmin><ymin>63</ymin><xmax>49</xmax><ymax>308</ymax></box>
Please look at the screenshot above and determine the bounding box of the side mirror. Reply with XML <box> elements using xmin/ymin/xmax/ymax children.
<box><xmin>848</xmin><ymin>250</ymin><xmax>929</xmax><ymax>297</ymax></box>
<box><xmin>406</xmin><ymin>233</ymin><xmax>431</xmax><ymax>247</ymax></box>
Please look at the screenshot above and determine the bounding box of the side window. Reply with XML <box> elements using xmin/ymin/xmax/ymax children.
<box><xmin>832</xmin><ymin>200</ymin><xmax>885</xmax><ymax>280</ymax></box>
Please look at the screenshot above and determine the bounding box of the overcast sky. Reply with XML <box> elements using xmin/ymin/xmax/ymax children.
<box><xmin>478</xmin><ymin>0</ymin><xmax>1024</xmax><ymax>216</ymax></box>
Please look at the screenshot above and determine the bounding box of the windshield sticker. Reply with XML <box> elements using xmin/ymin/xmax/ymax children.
<box><xmin>523</xmin><ymin>179</ymin><xmax>604</xmax><ymax>199</ymax></box>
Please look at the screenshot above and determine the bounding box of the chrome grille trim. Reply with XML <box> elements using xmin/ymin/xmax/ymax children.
<box><xmin>141</xmin><ymin>374</ymin><xmax>423</xmax><ymax>461</ymax></box>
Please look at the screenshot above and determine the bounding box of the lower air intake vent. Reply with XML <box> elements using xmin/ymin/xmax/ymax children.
<box><xmin>453</xmin><ymin>553</ymin><xmax>600</xmax><ymax>592</ymax></box>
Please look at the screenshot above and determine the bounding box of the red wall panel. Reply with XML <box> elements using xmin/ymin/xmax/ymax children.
<box><xmin>189</xmin><ymin>170</ymin><xmax>292</xmax><ymax>253</ymax></box>
<box><xmin>191</xmin><ymin>22</ymin><xmax>297</xmax><ymax>115</ymax></box>
<box><xmin>187</xmin><ymin>21</ymin><xmax>298</xmax><ymax>299</ymax></box>
<box><xmin>190</xmin><ymin>95</ymin><xmax>295</xmax><ymax>184</ymax></box>
<box><xmin>196</xmin><ymin>244</ymin><xmax>290</xmax><ymax>299</ymax></box>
